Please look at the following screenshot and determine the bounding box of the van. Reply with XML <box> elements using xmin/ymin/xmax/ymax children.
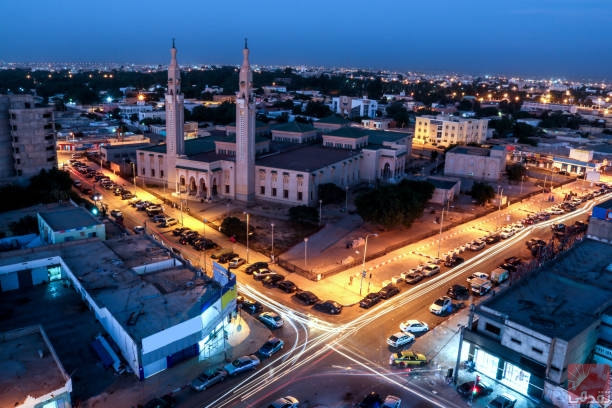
<box><xmin>160</xmin><ymin>217</ymin><xmax>178</xmax><ymax>228</ymax></box>
<box><xmin>470</xmin><ymin>277</ymin><xmax>492</xmax><ymax>296</ymax></box>
<box><xmin>490</xmin><ymin>267</ymin><xmax>509</xmax><ymax>285</ymax></box>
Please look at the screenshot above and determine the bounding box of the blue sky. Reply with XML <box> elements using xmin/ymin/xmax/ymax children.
<box><xmin>1</xmin><ymin>0</ymin><xmax>610</xmax><ymax>80</ymax></box>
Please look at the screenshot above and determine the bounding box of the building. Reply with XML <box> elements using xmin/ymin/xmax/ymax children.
<box><xmin>362</xmin><ymin>118</ymin><xmax>393</xmax><ymax>130</ymax></box>
<box><xmin>414</xmin><ymin>115</ymin><xmax>488</xmax><ymax>146</ymax></box>
<box><xmin>37</xmin><ymin>206</ymin><xmax>106</xmax><ymax>245</ymax></box>
<box><xmin>330</xmin><ymin>96</ymin><xmax>378</xmax><ymax>119</ymax></box>
<box><xmin>457</xmin><ymin>200</ymin><xmax>612</xmax><ymax>407</ymax></box>
<box><xmin>444</xmin><ymin>145</ymin><xmax>506</xmax><ymax>181</ymax></box>
<box><xmin>136</xmin><ymin>42</ymin><xmax>412</xmax><ymax>206</ymax></box>
<box><xmin>426</xmin><ymin>176</ymin><xmax>461</xmax><ymax>205</ymax></box>
<box><xmin>0</xmin><ymin>94</ymin><xmax>56</xmax><ymax>182</ymax></box>
<box><xmin>0</xmin><ymin>325</ymin><xmax>73</xmax><ymax>408</ymax></box>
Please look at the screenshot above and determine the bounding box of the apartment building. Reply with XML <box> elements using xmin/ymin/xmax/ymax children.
<box><xmin>414</xmin><ymin>115</ymin><xmax>488</xmax><ymax>146</ymax></box>
<box><xmin>444</xmin><ymin>145</ymin><xmax>506</xmax><ymax>181</ymax></box>
<box><xmin>330</xmin><ymin>96</ymin><xmax>378</xmax><ymax>119</ymax></box>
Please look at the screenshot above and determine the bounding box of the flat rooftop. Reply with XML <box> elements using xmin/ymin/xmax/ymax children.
<box><xmin>0</xmin><ymin>326</ymin><xmax>68</xmax><ymax>408</ymax></box>
<box><xmin>39</xmin><ymin>206</ymin><xmax>101</xmax><ymax>231</ymax></box>
<box><xmin>255</xmin><ymin>144</ymin><xmax>358</xmax><ymax>172</ymax></box>
<box><xmin>482</xmin><ymin>238</ymin><xmax>612</xmax><ymax>340</ymax></box>
<box><xmin>0</xmin><ymin>236</ymin><xmax>219</xmax><ymax>343</ymax></box>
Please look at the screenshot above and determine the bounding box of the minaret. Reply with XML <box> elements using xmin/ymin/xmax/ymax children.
<box><xmin>165</xmin><ymin>39</ymin><xmax>184</xmax><ymax>193</ymax></box>
<box><xmin>234</xmin><ymin>39</ymin><xmax>256</xmax><ymax>202</ymax></box>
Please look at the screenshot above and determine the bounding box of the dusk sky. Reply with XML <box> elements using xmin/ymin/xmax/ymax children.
<box><xmin>1</xmin><ymin>0</ymin><xmax>610</xmax><ymax>80</ymax></box>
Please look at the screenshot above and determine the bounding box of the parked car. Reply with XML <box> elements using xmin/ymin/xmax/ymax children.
<box><xmin>447</xmin><ymin>284</ymin><xmax>469</xmax><ymax>299</ymax></box>
<box><xmin>401</xmin><ymin>270</ymin><xmax>423</xmax><ymax>284</ymax></box>
<box><xmin>172</xmin><ymin>227</ymin><xmax>190</xmax><ymax>236</ymax></box>
<box><xmin>487</xmin><ymin>394</ymin><xmax>517</xmax><ymax>408</ymax></box>
<box><xmin>110</xmin><ymin>209</ymin><xmax>123</xmax><ymax>218</ymax></box>
<box><xmin>313</xmin><ymin>300</ymin><xmax>343</xmax><ymax>315</ymax></box>
<box><xmin>421</xmin><ymin>264</ymin><xmax>440</xmax><ymax>277</ymax></box>
<box><xmin>381</xmin><ymin>395</ymin><xmax>402</xmax><ymax>408</ymax></box>
<box><xmin>218</xmin><ymin>252</ymin><xmax>239</xmax><ymax>263</ymax></box>
<box><xmin>240</xmin><ymin>298</ymin><xmax>263</xmax><ymax>314</ymax></box>
<box><xmin>252</xmin><ymin>268</ymin><xmax>279</xmax><ymax>281</ymax></box>
<box><xmin>469</xmin><ymin>240</ymin><xmax>486</xmax><ymax>251</ymax></box>
<box><xmin>526</xmin><ymin>238</ymin><xmax>546</xmax><ymax>249</ymax></box>
<box><xmin>261</xmin><ymin>274</ymin><xmax>285</xmax><ymax>287</ymax></box>
<box><xmin>267</xmin><ymin>396</ymin><xmax>299</xmax><ymax>408</ymax></box>
<box><xmin>223</xmin><ymin>354</ymin><xmax>260</xmax><ymax>376</ymax></box>
<box><xmin>500</xmin><ymin>228</ymin><xmax>515</xmax><ymax>239</ymax></box>
<box><xmin>485</xmin><ymin>234</ymin><xmax>501</xmax><ymax>245</ymax></box>
<box><xmin>386</xmin><ymin>331</ymin><xmax>415</xmax><ymax>348</ymax></box>
<box><xmin>228</xmin><ymin>257</ymin><xmax>246</xmax><ymax>268</ymax></box>
<box><xmin>359</xmin><ymin>292</ymin><xmax>382</xmax><ymax>309</ymax></box>
<box><xmin>429</xmin><ymin>296</ymin><xmax>453</xmax><ymax>315</ymax></box>
<box><xmin>258</xmin><ymin>311</ymin><xmax>284</xmax><ymax>328</ymax></box>
<box><xmin>504</xmin><ymin>256</ymin><xmax>522</xmax><ymax>266</ymax></box>
<box><xmin>378</xmin><ymin>284</ymin><xmax>400</xmax><ymax>299</ymax></box>
<box><xmin>276</xmin><ymin>280</ymin><xmax>297</xmax><ymax>293</ymax></box>
<box><xmin>356</xmin><ymin>392</ymin><xmax>384</xmax><ymax>408</ymax></box>
<box><xmin>466</xmin><ymin>272</ymin><xmax>490</xmax><ymax>284</ymax></box>
<box><xmin>257</xmin><ymin>337</ymin><xmax>284</xmax><ymax>358</ymax></box>
<box><xmin>399</xmin><ymin>319</ymin><xmax>429</xmax><ymax>334</ymax></box>
<box><xmin>245</xmin><ymin>261</ymin><xmax>268</xmax><ymax>274</ymax></box>
<box><xmin>389</xmin><ymin>350</ymin><xmax>428</xmax><ymax>367</ymax></box>
<box><xmin>444</xmin><ymin>256</ymin><xmax>464</xmax><ymax>267</ymax></box>
<box><xmin>456</xmin><ymin>379</ymin><xmax>492</xmax><ymax>399</ymax></box>
<box><xmin>142</xmin><ymin>394</ymin><xmax>176</xmax><ymax>408</ymax></box>
<box><xmin>159</xmin><ymin>217</ymin><xmax>178</xmax><ymax>228</ymax></box>
<box><xmin>190</xmin><ymin>368</ymin><xmax>227</xmax><ymax>391</ymax></box>
<box><xmin>294</xmin><ymin>290</ymin><xmax>319</xmax><ymax>305</ymax></box>
<box><xmin>133</xmin><ymin>225</ymin><xmax>145</xmax><ymax>234</ymax></box>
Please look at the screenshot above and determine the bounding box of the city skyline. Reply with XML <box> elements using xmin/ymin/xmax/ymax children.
<box><xmin>1</xmin><ymin>0</ymin><xmax>611</xmax><ymax>81</ymax></box>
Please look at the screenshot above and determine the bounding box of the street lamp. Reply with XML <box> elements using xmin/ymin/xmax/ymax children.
<box><xmin>319</xmin><ymin>200</ymin><xmax>322</xmax><ymax>226</ymax></box>
<box><xmin>244</xmin><ymin>212</ymin><xmax>250</xmax><ymax>263</ymax></box>
<box><xmin>360</xmin><ymin>233</ymin><xmax>378</xmax><ymax>295</ymax></box>
<box><xmin>270</xmin><ymin>223</ymin><xmax>275</xmax><ymax>263</ymax></box>
<box><xmin>345</xmin><ymin>185</ymin><xmax>349</xmax><ymax>212</ymax></box>
<box><xmin>304</xmin><ymin>237</ymin><xmax>309</xmax><ymax>268</ymax></box>
<box><xmin>130</xmin><ymin>162</ymin><xmax>136</xmax><ymax>187</ymax></box>
<box><xmin>437</xmin><ymin>206</ymin><xmax>446</xmax><ymax>259</ymax></box>
<box><xmin>202</xmin><ymin>218</ymin><xmax>207</xmax><ymax>274</ymax></box>
<box><xmin>497</xmin><ymin>185</ymin><xmax>503</xmax><ymax>229</ymax></box>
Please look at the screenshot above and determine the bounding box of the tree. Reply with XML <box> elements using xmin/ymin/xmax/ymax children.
<box><xmin>470</xmin><ymin>182</ymin><xmax>495</xmax><ymax>205</ymax></box>
<box><xmin>304</xmin><ymin>101</ymin><xmax>332</xmax><ymax>118</ymax></box>
<box><xmin>318</xmin><ymin>183</ymin><xmax>345</xmax><ymax>204</ymax></box>
<box><xmin>289</xmin><ymin>205</ymin><xmax>319</xmax><ymax>225</ymax></box>
<box><xmin>506</xmin><ymin>163</ymin><xmax>526</xmax><ymax>182</ymax></box>
<box><xmin>220</xmin><ymin>216</ymin><xmax>249</xmax><ymax>242</ymax></box>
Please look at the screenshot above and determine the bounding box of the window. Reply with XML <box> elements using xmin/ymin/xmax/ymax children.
<box><xmin>485</xmin><ymin>323</ymin><xmax>501</xmax><ymax>336</ymax></box>
<box><xmin>160</xmin><ymin>170</ymin><xmax>164</xmax><ymax>178</ymax></box>
<box><xmin>12</xmin><ymin>137</ymin><xmax>18</xmax><ymax>143</ymax></box>
<box><xmin>284</xmin><ymin>189</ymin><xmax>288</xmax><ymax>198</ymax></box>
<box><xmin>511</xmin><ymin>338</ymin><xmax>522</xmax><ymax>345</ymax></box>
<box><xmin>532</xmin><ymin>347</ymin><xmax>543</xmax><ymax>354</ymax></box>
<box><xmin>297</xmin><ymin>191</ymin><xmax>303</xmax><ymax>201</ymax></box>
<box><xmin>272</xmin><ymin>188</ymin><xmax>277</xmax><ymax>197</ymax></box>
<box><xmin>141</xmin><ymin>167</ymin><xmax>145</xmax><ymax>175</ymax></box>
<box><xmin>151</xmin><ymin>169</ymin><xmax>155</xmax><ymax>177</ymax></box>
<box><xmin>225</xmin><ymin>185</ymin><xmax>229</xmax><ymax>194</ymax></box>
<box><xmin>260</xmin><ymin>186</ymin><xmax>265</xmax><ymax>194</ymax></box>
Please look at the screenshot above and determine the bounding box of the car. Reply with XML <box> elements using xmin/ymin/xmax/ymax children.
<box><xmin>359</xmin><ymin>292</ymin><xmax>382</xmax><ymax>309</ymax></box>
<box><xmin>276</xmin><ymin>280</ymin><xmax>297</xmax><ymax>293</ymax></box>
<box><xmin>547</xmin><ymin>207</ymin><xmax>565</xmax><ymax>215</ymax></box>
<box><xmin>313</xmin><ymin>300</ymin><xmax>343</xmax><ymax>314</ymax></box>
<box><xmin>500</xmin><ymin>228</ymin><xmax>515</xmax><ymax>239</ymax></box>
<box><xmin>245</xmin><ymin>261</ymin><xmax>268</xmax><ymax>274</ymax></box>
<box><xmin>526</xmin><ymin>238</ymin><xmax>546</xmax><ymax>249</ymax></box>
<box><xmin>356</xmin><ymin>392</ymin><xmax>384</xmax><ymax>408</ymax></box>
<box><xmin>485</xmin><ymin>234</ymin><xmax>501</xmax><ymax>245</ymax></box>
<box><xmin>487</xmin><ymin>394</ymin><xmax>517</xmax><ymax>408</ymax></box>
<box><xmin>401</xmin><ymin>270</ymin><xmax>423</xmax><ymax>284</ymax></box>
<box><xmin>121</xmin><ymin>191</ymin><xmax>135</xmax><ymax>200</ymax></box>
<box><xmin>218</xmin><ymin>252</ymin><xmax>239</xmax><ymax>263</ymax></box>
<box><xmin>389</xmin><ymin>350</ymin><xmax>428</xmax><ymax>367</ymax></box>
<box><xmin>574</xmin><ymin>220</ymin><xmax>588</xmax><ymax>232</ymax></box>
<box><xmin>172</xmin><ymin>227</ymin><xmax>191</xmax><ymax>236</ymax></box>
<box><xmin>160</xmin><ymin>218</ymin><xmax>178</xmax><ymax>228</ymax></box>
<box><xmin>378</xmin><ymin>284</ymin><xmax>400</xmax><ymax>299</ymax></box>
<box><xmin>399</xmin><ymin>319</ymin><xmax>429</xmax><ymax>334</ymax></box>
<box><xmin>456</xmin><ymin>379</ymin><xmax>492</xmax><ymax>399</ymax></box>
<box><xmin>192</xmin><ymin>238</ymin><xmax>218</xmax><ymax>250</ymax></box>
<box><xmin>133</xmin><ymin>225</ymin><xmax>145</xmax><ymax>234</ymax></box>
<box><xmin>447</xmin><ymin>284</ymin><xmax>469</xmax><ymax>299</ymax></box>
<box><xmin>429</xmin><ymin>296</ymin><xmax>453</xmax><ymax>315</ymax></box>
<box><xmin>467</xmin><ymin>272</ymin><xmax>490</xmax><ymax>284</ymax></box>
<box><xmin>499</xmin><ymin>262</ymin><xmax>517</xmax><ymax>273</ymax></box>
<box><xmin>228</xmin><ymin>257</ymin><xmax>246</xmax><ymax>268</ymax></box>
<box><xmin>190</xmin><ymin>368</ymin><xmax>227</xmax><ymax>391</ymax></box>
<box><xmin>261</xmin><ymin>274</ymin><xmax>285</xmax><ymax>287</ymax></box>
<box><xmin>504</xmin><ymin>256</ymin><xmax>522</xmax><ymax>266</ymax></box>
<box><xmin>142</xmin><ymin>394</ymin><xmax>176</xmax><ymax>408</ymax></box>
<box><xmin>294</xmin><ymin>290</ymin><xmax>319</xmax><ymax>305</ymax></box>
<box><xmin>109</xmin><ymin>209</ymin><xmax>123</xmax><ymax>218</ymax></box>
<box><xmin>421</xmin><ymin>264</ymin><xmax>440</xmax><ymax>277</ymax></box>
<box><xmin>381</xmin><ymin>395</ymin><xmax>402</xmax><ymax>408</ymax></box>
<box><xmin>151</xmin><ymin>214</ymin><xmax>167</xmax><ymax>223</ymax></box>
<box><xmin>223</xmin><ymin>354</ymin><xmax>260</xmax><ymax>376</ymax></box>
<box><xmin>469</xmin><ymin>240</ymin><xmax>486</xmax><ymax>251</ymax></box>
<box><xmin>258</xmin><ymin>311</ymin><xmax>284</xmax><ymax>328</ymax></box>
<box><xmin>240</xmin><ymin>298</ymin><xmax>263</xmax><ymax>314</ymax></box>
<box><xmin>444</xmin><ymin>256</ymin><xmax>464</xmax><ymax>267</ymax></box>
<box><xmin>252</xmin><ymin>268</ymin><xmax>279</xmax><ymax>281</ymax></box>
<box><xmin>257</xmin><ymin>337</ymin><xmax>284</xmax><ymax>358</ymax></box>
<box><xmin>267</xmin><ymin>395</ymin><xmax>299</xmax><ymax>408</ymax></box>
<box><xmin>387</xmin><ymin>331</ymin><xmax>415</xmax><ymax>348</ymax></box>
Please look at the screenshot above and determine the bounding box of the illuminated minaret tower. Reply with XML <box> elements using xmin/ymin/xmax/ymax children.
<box><xmin>234</xmin><ymin>39</ymin><xmax>256</xmax><ymax>203</ymax></box>
<box><xmin>165</xmin><ymin>39</ymin><xmax>184</xmax><ymax>192</ymax></box>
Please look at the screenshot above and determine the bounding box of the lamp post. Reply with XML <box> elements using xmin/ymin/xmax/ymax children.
<box><xmin>244</xmin><ymin>212</ymin><xmax>250</xmax><ymax>263</ymax></box>
<box><xmin>319</xmin><ymin>200</ymin><xmax>323</xmax><ymax>226</ymax></box>
<box><xmin>497</xmin><ymin>185</ymin><xmax>503</xmax><ymax>229</ymax></box>
<box><xmin>202</xmin><ymin>218</ymin><xmax>207</xmax><ymax>274</ymax></box>
<box><xmin>304</xmin><ymin>237</ymin><xmax>309</xmax><ymax>269</ymax></box>
<box><xmin>270</xmin><ymin>223</ymin><xmax>275</xmax><ymax>263</ymax></box>
<box><xmin>345</xmin><ymin>185</ymin><xmax>349</xmax><ymax>212</ymax></box>
<box><xmin>360</xmin><ymin>233</ymin><xmax>378</xmax><ymax>295</ymax></box>
<box><xmin>437</xmin><ymin>206</ymin><xmax>446</xmax><ymax>259</ymax></box>
<box><xmin>130</xmin><ymin>162</ymin><xmax>136</xmax><ymax>187</ymax></box>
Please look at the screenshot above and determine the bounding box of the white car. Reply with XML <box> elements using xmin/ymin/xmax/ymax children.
<box><xmin>223</xmin><ymin>354</ymin><xmax>260</xmax><ymax>376</ymax></box>
<box><xmin>429</xmin><ymin>296</ymin><xmax>453</xmax><ymax>315</ymax></box>
<box><xmin>421</xmin><ymin>264</ymin><xmax>440</xmax><ymax>277</ymax></box>
<box><xmin>386</xmin><ymin>331</ymin><xmax>415</xmax><ymax>348</ymax></box>
<box><xmin>469</xmin><ymin>240</ymin><xmax>485</xmax><ymax>251</ymax></box>
<box><xmin>268</xmin><ymin>396</ymin><xmax>299</xmax><ymax>408</ymax></box>
<box><xmin>399</xmin><ymin>319</ymin><xmax>429</xmax><ymax>334</ymax></box>
<box><xmin>500</xmin><ymin>228</ymin><xmax>515</xmax><ymax>239</ymax></box>
<box><xmin>382</xmin><ymin>395</ymin><xmax>402</xmax><ymax>408</ymax></box>
<box><xmin>547</xmin><ymin>207</ymin><xmax>565</xmax><ymax>215</ymax></box>
<box><xmin>467</xmin><ymin>272</ymin><xmax>490</xmax><ymax>284</ymax></box>
<box><xmin>258</xmin><ymin>311</ymin><xmax>284</xmax><ymax>328</ymax></box>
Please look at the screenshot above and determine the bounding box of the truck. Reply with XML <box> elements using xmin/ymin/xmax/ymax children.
<box><xmin>490</xmin><ymin>267</ymin><xmax>509</xmax><ymax>286</ymax></box>
<box><xmin>470</xmin><ymin>277</ymin><xmax>492</xmax><ymax>296</ymax></box>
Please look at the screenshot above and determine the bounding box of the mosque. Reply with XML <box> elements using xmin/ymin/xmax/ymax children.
<box><xmin>136</xmin><ymin>41</ymin><xmax>412</xmax><ymax>206</ymax></box>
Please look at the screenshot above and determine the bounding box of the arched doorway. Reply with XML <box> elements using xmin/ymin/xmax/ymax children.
<box><xmin>199</xmin><ymin>178</ymin><xmax>207</xmax><ymax>198</ymax></box>
<box><xmin>211</xmin><ymin>177</ymin><xmax>218</xmax><ymax>196</ymax></box>
<box><xmin>188</xmin><ymin>177</ymin><xmax>197</xmax><ymax>195</ymax></box>
<box><xmin>382</xmin><ymin>163</ymin><xmax>392</xmax><ymax>180</ymax></box>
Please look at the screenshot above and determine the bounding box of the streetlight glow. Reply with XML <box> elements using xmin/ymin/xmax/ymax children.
<box><xmin>360</xmin><ymin>233</ymin><xmax>378</xmax><ymax>295</ymax></box>
<box><xmin>304</xmin><ymin>237</ymin><xmax>309</xmax><ymax>268</ymax></box>
<box><xmin>271</xmin><ymin>223</ymin><xmax>275</xmax><ymax>263</ymax></box>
